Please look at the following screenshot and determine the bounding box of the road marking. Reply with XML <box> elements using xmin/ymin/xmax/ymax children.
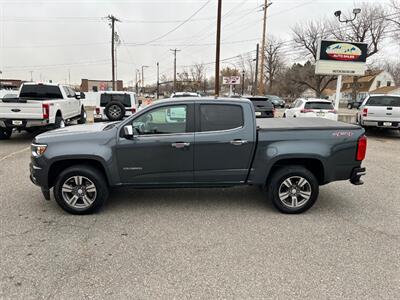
<box><xmin>0</xmin><ymin>146</ymin><xmax>30</xmax><ymax>162</ymax></box>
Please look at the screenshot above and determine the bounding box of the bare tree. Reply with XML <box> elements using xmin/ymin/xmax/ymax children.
<box><xmin>388</xmin><ymin>0</ymin><xmax>400</xmax><ymax>42</ymax></box>
<box><xmin>292</xmin><ymin>19</ymin><xmax>335</xmax><ymax>96</ymax></box>
<box><xmin>263</xmin><ymin>36</ymin><xmax>285</xmax><ymax>92</ymax></box>
<box><xmin>330</xmin><ymin>3</ymin><xmax>388</xmax><ymax>100</ymax></box>
<box><xmin>190</xmin><ymin>63</ymin><xmax>206</xmax><ymax>92</ymax></box>
<box><xmin>238</xmin><ymin>53</ymin><xmax>256</xmax><ymax>95</ymax></box>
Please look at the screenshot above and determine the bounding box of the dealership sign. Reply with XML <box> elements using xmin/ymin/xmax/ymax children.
<box><xmin>315</xmin><ymin>40</ymin><xmax>367</xmax><ymax>76</ymax></box>
<box><xmin>222</xmin><ymin>76</ymin><xmax>241</xmax><ymax>85</ymax></box>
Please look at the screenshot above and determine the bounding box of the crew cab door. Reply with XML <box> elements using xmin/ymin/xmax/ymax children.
<box><xmin>194</xmin><ymin>102</ymin><xmax>256</xmax><ymax>184</ymax></box>
<box><xmin>116</xmin><ymin>103</ymin><xmax>195</xmax><ymax>185</ymax></box>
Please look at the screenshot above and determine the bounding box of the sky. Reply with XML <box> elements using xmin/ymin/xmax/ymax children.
<box><xmin>0</xmin><ymin>0</ymin><xmax>395</xmax><ymax>86</ymax></box>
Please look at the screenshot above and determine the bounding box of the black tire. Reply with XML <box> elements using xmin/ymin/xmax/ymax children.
<box><xmin>347</xmin><ymin>104</ymin><xmax>352</xmax><ymax>109</ymax></box>
<box><xmin>54</xmin><ymin>165</ymin><xmax>109</xmax><ymax>215</ymax></box>
<box><xmin>77</xmin><ymin>107</ymin><xmax>87</xmax><ymax>124</ymax></box>
<box><xmin>267</xmin><ymin>166</ymin><xmax>319</xmax><ymax>214</ymax></box>
<box><xmin>0</xmin><ymin>128</ymin><xmax>12</xmax><ymax>140</ymax></box>
<box><xmin>104</xmin><ymin>101</ymin><xmax>125</xmax><ymax>121</ymax></box>
<box><xmin>283</xmin><ymin>113</ymin><xmax>286</xmax><ymax>118</ymax></box>
<box><xmin>54</xmin><ymin>114</ymin><xmax>65</xmax><ymax>129</ymax></box>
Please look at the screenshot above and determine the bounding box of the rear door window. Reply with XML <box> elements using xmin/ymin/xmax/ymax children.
<box><xmin>305</xmin><ymin>102</ymin><xmax>334</xmax><ymax>110</ymax></box>
<box><xmin>366</xmin><ymin>96</ymin><xmax>400</xmax><ymax>107</ymax></box>
<box><xmin>100</xmin><ymin>94</ymin><xmax>132</xmax><ymax>107</ymax></box>
<box><xmin>199</xmin><ymin>104</ymin><xmax>243</xmax><ymax>132</ymax></box>
<box><xmin>19</xmin><ymin>85</ymin><xmax>63</xmax><ymax>99</ymax></box>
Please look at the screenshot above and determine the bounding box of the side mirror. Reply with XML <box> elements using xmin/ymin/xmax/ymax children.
<box><xmin>123</xmin><ymin>125</ymin><xmax>134</xmax><ymax>139</ymax></box>
<box><xmin>74</xmin><ymin>92</ymin><xmax>81</xmax><ymax>99</ymax></box>
<box><xmin>80</xmin><ymin>92</ymin><xmax>86</xmax><ymax>99</ymax></box>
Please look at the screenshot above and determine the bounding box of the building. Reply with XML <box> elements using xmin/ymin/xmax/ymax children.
<box><xmin>369</xmin><ymin>85</ymin><xmax>400</xmax><ymax>95</ymax></box>
<box><xmin>80</xmin><ymin>79</ymin><xmax>123</xmax><ymax>92</ymax></box>
<box><xmin>0</xmin><ymin>79</ymin><xmax>24</xmax><ymax>90</ymax></box>
<box><xmin>323</xmin><ymin>70</ymin><xmax>396</xmax><ymax>102</ymax></box>
<box><xmin>300</xmin><ymin>88</ymin><xmax>317</xmax><ymax>98</ymax></box>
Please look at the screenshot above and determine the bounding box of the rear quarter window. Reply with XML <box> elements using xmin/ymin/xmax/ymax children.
<box><xmin>200</xmin><ymin>104</ymin><xmax>243</xmax><ymax>132</ymax></box>
<box><xmin>366</xmin><ymin>96</ymin><xmax>400</xmax><ymax>107</ymax></box>
<box><xmin>305</xmin><ymin>102</ymin><xmax>334</xmax><ymax>110</ymax></box>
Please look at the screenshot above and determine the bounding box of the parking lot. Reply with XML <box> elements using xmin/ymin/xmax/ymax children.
<box><xmin>0</xmin><ymin>127</ymin><xmax>399</xmax><ymax>299</ymax></box>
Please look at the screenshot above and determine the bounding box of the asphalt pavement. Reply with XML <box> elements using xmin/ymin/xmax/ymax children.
<box><xmin>0</xmin><ymin>129</ymin><xmax>399</xmax><ymax>299</ymax></box>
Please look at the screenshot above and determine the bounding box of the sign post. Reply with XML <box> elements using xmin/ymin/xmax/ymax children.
<box><xmin>315</xmin><ymin>40</ymin><xmax>367</xmax><ymax>111</ymax></box>
<box><xmin>222</xmin><ymin>76</ymin><xmax>241</xmax><ymax>97</ymax></box>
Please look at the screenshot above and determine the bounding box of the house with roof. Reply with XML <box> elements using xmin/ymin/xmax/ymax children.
<box><xmin>322</xmin><ymin>70</ymin><xmax>396</xmax><ymax>102</ymax></box>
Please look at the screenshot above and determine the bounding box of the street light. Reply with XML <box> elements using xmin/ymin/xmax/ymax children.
<box><xmin>334</xmin><ymin>8</ymin><xmax>361</xmax><ymax>23</ymax></box>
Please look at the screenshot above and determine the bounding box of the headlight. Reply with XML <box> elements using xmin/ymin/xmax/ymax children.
<box><xmin>31</xmin><ymin>144</ymin><xmax>47</xmax><ymax>157</ymax></box>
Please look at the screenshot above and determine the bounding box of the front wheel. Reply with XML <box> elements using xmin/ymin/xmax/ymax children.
<box><xmin>54</xmin><ymin>165</ymin><xmax>109</xmax><ymax>214</ymax></box>
<box><xmin>267</xmin><ymin>166</ymin><xmax>319</xmax><ymax>214</ymax></box>
<box><xmin>0</xmin><ymin>128</ymin><xmax>12</xmax><ymax>140</ymax></box>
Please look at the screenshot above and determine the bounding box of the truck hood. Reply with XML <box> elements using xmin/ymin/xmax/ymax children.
<box><xmin>34</xmin><ymin>122</ymin><xmax>119</xmax><ymax>144</ymax></box>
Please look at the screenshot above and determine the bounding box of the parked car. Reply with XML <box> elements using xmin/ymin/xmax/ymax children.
<box><xmin>356</xmin><ymin>94</ymin><xmax>400</xmax><ymax>130</ymax></box>
<box><xmin>94</xmin><ymin>92</ymin><xmax>138</xmax><ymax>122</ymax></box>
<box><xmin>266</xmin><ymin>95</ymin><xmax>286</xmax><ymax>108</ymax></box>
<box><xmin>0</xmin><ymin>82</ymin><xmax>86</xmax><ymax>139</ymax></box>
<box><xmin>241</xmin><ymin>96</ymin><xmax>274</xmax><ymax>118</ymax></box>
<box><xmin>347</xmin><ymin>99</ymin><xmax>363</xmax><ymax>109</ymax></box>
<box><xmin>30</xmin><ymin>98</ymin><xmax>366</xmax><ymax>215</ymax></box>
<box><xmin>283</xmin><ymin>98</ymin><xmax>338</xmax><ymax>121</ymax></box>
<box><xmin>170</xmin><ymin>92</ymin><xmax>201</xmax><ymax>98</ymax></box>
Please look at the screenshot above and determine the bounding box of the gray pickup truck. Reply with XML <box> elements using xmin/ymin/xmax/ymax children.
<box><xmin>30</xmin><ymin>98</ymin><xmax>367</xmax><ymax>215</ymax></box>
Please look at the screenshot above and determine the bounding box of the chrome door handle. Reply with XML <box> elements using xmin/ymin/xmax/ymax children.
<box><xmin>172</xmin><ymin>142</ymin><xmax>190</xmax><ymax>149</ymax></box>
<box><xmin>230</xmin><ymin>139</ymin><xmax>248</xmax><ymax>146</ymax></box>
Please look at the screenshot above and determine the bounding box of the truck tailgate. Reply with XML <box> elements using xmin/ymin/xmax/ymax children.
<box><xmin>0</xmin><ymin>101</ymin><xmax>44</xmax><ymax>120</ymax></box>
<box><xmin>364</xmin><ymin>106</ymin><xmax>400</xmax><ymax>122</ymax></box>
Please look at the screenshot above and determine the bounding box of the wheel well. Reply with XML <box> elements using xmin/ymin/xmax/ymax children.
<box><xmin>269</xmin><ymin>158</ymin><xmax>325</xmax><ymax>184</ymax></box>
<box><xmin>48</xmin><ymin>159</ymin><xmax>109</xmax><ymax>188</ymax></box>
<box><xmin>56</xmin><ymin>110</ymin><xmax>62</xmax><ymax>117</ymax></box>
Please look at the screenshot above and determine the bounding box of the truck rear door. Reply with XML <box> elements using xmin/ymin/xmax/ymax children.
<box><xmin>363</xmin><ymin>95</ymin><xmax>400</xmax><ymax>123</ymax></box>
<box><xmin>194</xmin><ymin>102</ymin><xmax>256</xmax><ymax>184</ymax></box>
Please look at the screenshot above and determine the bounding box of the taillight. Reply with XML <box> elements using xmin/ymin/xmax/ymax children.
<box><xmin>356</xmin><ymin>135</ymin><xmax>367</xmax><ymax>161</ymax></box>
<box><xmin>131</xmin><ymin>108</ymin><xmax>136</xmax><ymax>113</ymax></box>
<box><xmin>362</xmin><ymin>108</ymin><xmax>368</xmax><ymax>117</ymax></box>
<box><xmin>300</xmin><ymin>109</ymin><xmax>313</xmax><ymax>113</ymax></box>
<box><xmin>42</xmin><ymin>104</ymin><xmax>49</xmax><ymax>119</ymax></box>
<box><xmin>95</xmin><ymin>107</ymin><xmax>100</xmax><ymax>114</ymax></box>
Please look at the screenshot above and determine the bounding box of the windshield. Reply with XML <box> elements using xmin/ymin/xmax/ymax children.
<box><xmin>366</xmin><ymin>96</ymin><xmax>400</xmax><ymax>107</ymax></box>
<box><xmin>19</xmin><ymin>85</ymin><xmax>63</xmax><ymax>99</ymax></box>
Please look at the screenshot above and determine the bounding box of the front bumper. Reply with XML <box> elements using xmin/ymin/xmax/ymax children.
<box><xmin>350</xmin><ymin>167</ymin><xmax>366</xmax><ymax>185</ymax></box>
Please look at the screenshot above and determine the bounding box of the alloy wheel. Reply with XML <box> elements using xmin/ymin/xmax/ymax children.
<box><xmin>61</xmin><ymin>176</ymin><xmax>97</xmax><ymax>209</ymax></box>
<box><xmin>278</xmin><ymin>176</ymin><xmax>312</xmax><ymax>208</ymax></box>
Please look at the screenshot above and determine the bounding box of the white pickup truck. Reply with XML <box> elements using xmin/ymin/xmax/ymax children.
<box><xmin>357</xmin><ymin>94</ymin><xmax>400</xmax><ymax>130</ymax></box>
<box><xmin>0</xmin><ymin>82</ymin><xmax>86</xmax><ymax>139</ymax></box>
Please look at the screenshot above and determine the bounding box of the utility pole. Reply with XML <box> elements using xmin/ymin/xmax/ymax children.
<box><xmin>253</xmin><ymin>43</ymin><xmax>259</xmax><ymax>95</ymax></box>
<box><xmin>107</xmin><ymin>15</ymin><xmax>120</xmax><ymax>91</ymax></box>
<box><xmin>170</xmin><ymin>49</ymin><xmax>180</xmax><ymax>92</ymax></box>
<box><xmin>215</xmin><ymin>0</ymin><xmax>222</xmax><ymax>97</ymax></box>
<box><xmin>141</xmin><ymin>65</ymin><xmax>149</xmax><ymax>95</ymax></box>
<box><xmin>156</xmin><ymin>62</ymin><xmax>160</xmax><ymax>99</ymax></box>
<box><xmin>258</xmin><ymin>0</ymin><xmax>272</xmax><ymax>95</ymax></box>
<box><xmin>241</xmin><ymin>70</ymin><xmax>245</xmax><ymax>95</ymax></box>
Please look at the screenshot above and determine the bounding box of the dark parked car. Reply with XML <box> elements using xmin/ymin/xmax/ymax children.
<box><xmin>347</xmin><ymin>99</ymin><xmax>363</xmax><ymax>109</ymax></box>
<box><xmin>30</xmin><ymin>98</ymin><xmax>367</xmax><ymax>215</ymax></box>
<box><xmin>241</xmin><ymin>96</ymin><xmax>274</xmax><ymax>118</ymax></box>
<box><xmin>266</xmin><ymin>95</ymin><xmax>286</xmax><ymax>108</ymax></box>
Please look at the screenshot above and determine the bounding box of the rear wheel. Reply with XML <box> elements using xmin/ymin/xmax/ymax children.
<box><xmin>347</xmin><ymin>103</ymin><xmax>353</xmax><ymax>109</ymax></box>
<box><xmin>77</xmin><ymin>107</ymin><xmax>87</xmax><ymax>124</ymax></box>
<box><xmin>268</xmin><ymin>166</ymin><xmax>319</xmax><ymax>214</ymax></box>
<box><xmin>54</xmin><ymin>165</ymin><xmax>109</xmax><ymax>214</ymax></box>
<box><xmin>54</xmin><ymin>115</ymin><xmax>65</xmax><ymax>129</ymax></box>
<box><xmin>0</xmin><ymin>128</ymin><xmax>12</xmax><ymax>140</ymax></box>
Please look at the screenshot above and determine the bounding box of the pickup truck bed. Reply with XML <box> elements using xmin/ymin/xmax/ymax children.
<box><xmin>257</xmin><ymin>118</ymin><xmax>358</xmax><ymax>130</ymax></box>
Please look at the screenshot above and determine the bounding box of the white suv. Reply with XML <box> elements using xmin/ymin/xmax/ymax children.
<box><xmin>0</xmin><ymin>83</ymin><xmax>86</xmax><ymax>139</ymax></box>
<box><xmin>357</xmin><ymin>94</ymin><xmax>400</xmax><ymax>130</ymax></box>
<box><xmin>284</xmin><ymin>98</ymin><xmax>338</xmax><ymax>121</ymax></box>
<box><xmin>94</xmin><ymin>92</ymin><xmax>138</xmax><ymax>121</ymax></box>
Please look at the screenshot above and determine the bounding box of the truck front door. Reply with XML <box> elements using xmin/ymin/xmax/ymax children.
<box><xmin>194</xmin><ymin>103</ymin><xmax>256</xmax><ymax>184</ymax></box>
<box><xmin>116</xmin><ymin>103</ymin><xmax>195</xmax><ymax>185</ymax></box>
